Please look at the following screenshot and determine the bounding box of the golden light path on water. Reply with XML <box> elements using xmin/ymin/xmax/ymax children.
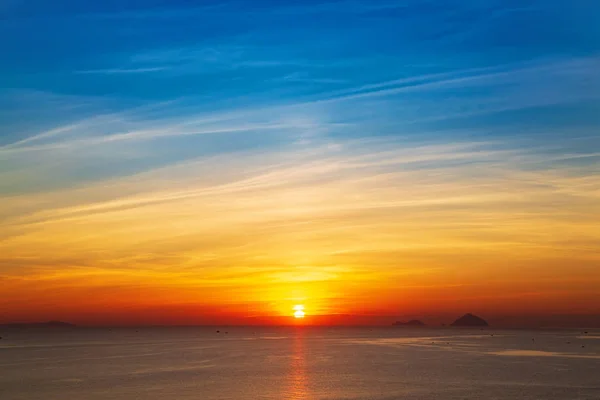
<box><xmin>289</xmin><ymin>330</ymin><xmax>309</xmax><ymax>400</ymax></box>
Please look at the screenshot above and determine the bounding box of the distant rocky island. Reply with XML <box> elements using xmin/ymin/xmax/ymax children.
<box><xmin>0</xmin><ymin>321</ymin><xmax>76</xmax><ymax>328</ymax></box>
<box><xmin>451</xmin><ymin>313</ymin><xmax>488</xmax><ymax>327</ymax></box>
<box><xmin>392</xmin><ymin>319</ymin><xmax>425</xmax><ymax>327</ymax></box>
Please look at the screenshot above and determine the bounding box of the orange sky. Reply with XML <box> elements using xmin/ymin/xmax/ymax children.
<box><xmin>1</xmin><ymin>139</ymin><xmax>599</xmax><ymax>326</ymax></box>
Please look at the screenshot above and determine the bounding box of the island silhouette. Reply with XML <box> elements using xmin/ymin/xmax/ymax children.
<box><xmin>392</xmin><ymin>319</ymin><xmax>426</xmax><ymax>327</ymax></box>
<box><xmin>451</xmin><ymin>313</ymin><xmax>489</xmax><ymax>327</ymax></box>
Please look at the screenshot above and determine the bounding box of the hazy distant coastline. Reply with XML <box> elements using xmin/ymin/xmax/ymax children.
<box><xmin>3</xmin><ymin>314</ymin><xmax>600</xmax><ymax>329</ymax></box>
<box><xmin>0</xmin><ymin>321</ymin><xmax>76</xmax><ymax>329</ymax></box>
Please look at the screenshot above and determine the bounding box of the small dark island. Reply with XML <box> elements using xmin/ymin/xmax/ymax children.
<box><xmin>393</xmin><ymin>319</ymin><xmax>425</xmax><ymax>327</ymax></box>
<box><xmin>451</xmin><ymin>313</ymin><xmax>488</xmax><ymax>327</ymax></box>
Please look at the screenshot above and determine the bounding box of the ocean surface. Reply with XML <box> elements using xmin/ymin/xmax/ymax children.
<box><xmin>1</xmin><ymin>327</ymin><xmax>599</xmax><ymax>400</ymax></box>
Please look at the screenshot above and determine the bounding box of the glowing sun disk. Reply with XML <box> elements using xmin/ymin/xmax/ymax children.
<box><xmin>293</xmin><ymin>304</ymin><xmax>305</xmax><ymax>318</ymax></box>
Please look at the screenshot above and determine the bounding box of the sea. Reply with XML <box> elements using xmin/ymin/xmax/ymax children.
<box><xmin>1</xmin><ymin>327</ymin><xmax>599</xmax><ymax>400</ymax></box>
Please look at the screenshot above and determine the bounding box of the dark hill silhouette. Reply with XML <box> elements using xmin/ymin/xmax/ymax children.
<box><xmin>0</xmin><ymin>321</ymin><xmax>76</xmax><ymax>328</ymax></box>
<box><xmin>44</xmin><ymin>321</ymin><xmax>76</xmax><ymax>327</ymax></box>
<box><xmin>393</xmin><ymin>319</ymin><xmax>425</xmax><ymax>327</ymax></box>
<box><xmin>451</xmin><ymin>313</ymin><xmax>488</xmax><ymax>327</ymax></box>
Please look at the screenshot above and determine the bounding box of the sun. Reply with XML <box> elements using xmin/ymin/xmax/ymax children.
<box><xmin>293</xmin><ymin>304</ymin><xmax>305</xmax><ymax>319</ymax></box>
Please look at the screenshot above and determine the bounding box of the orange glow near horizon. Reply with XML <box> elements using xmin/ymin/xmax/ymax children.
<box><xmin>1</xmin><ymin>139</ymin><xmax>600</xmax><ymax>327</ymax></box>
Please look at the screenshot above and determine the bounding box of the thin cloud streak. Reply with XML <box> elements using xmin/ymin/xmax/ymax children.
<box><xmin>2</xmin><ymin>138</ymin><xmax>598</xmax><ymax>238</ymax></box>
<box><xmin>75</xmin><ymin>67</ymin><xmax>170</xmax><ymax>74</ymax></box>
<box><xmin>2</xmin><ymin>56</ymin><xmax>598</xmax><ymax>155</ymax></box>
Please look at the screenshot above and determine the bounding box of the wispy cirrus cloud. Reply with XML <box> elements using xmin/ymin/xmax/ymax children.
<box><xmin>3</xmin><ymin>56</ymin><xmax>597</xmax><ymax>155</ymax></box>
<box><xmin>271</xmin><ymin>71</ymin><xmax>347</xmax><ymax>85</ymax></box>
<box><xmin>75</xmin><ymin>66</ymin><xmax>170</xmax><ymax>74</ymax></box>
<box><xmin>79</xmin><ymin>44</ymin><xmax>331</xmax><ymax>78</ymax></box>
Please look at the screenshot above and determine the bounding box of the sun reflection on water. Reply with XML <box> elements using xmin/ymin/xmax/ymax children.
<box><xmin>288</xmin><ymin>329</ymin><xmax>309</xmax><ymax>399</ymax></box>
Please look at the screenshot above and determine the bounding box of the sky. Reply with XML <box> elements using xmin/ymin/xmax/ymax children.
<box><xmin>1</xmin><ymin>0</ymin><xmax>599</xmax><ymax>326</ymax></box>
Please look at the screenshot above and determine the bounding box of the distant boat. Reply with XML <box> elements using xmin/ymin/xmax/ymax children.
<box><xmin>392</xmin><ymin>319</ymin><xmax>425</xmax><ymax>327</ymax></box>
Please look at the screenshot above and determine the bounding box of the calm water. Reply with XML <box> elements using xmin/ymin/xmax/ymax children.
<box><xmin>1</xmin><ymin>327</ymin><xmax>599</xmax><ymax>399</ymax></box>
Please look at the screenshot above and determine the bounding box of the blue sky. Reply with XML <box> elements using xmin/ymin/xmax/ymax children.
<box><xmin>2</xmin><ymin>1</ymin><xmax>599</xmax><ymax>189</ymax></box>
<box><xmin>1</xmin><ymin>1</ymin><xmax>600</xmax><ymax>322</ymax></box>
